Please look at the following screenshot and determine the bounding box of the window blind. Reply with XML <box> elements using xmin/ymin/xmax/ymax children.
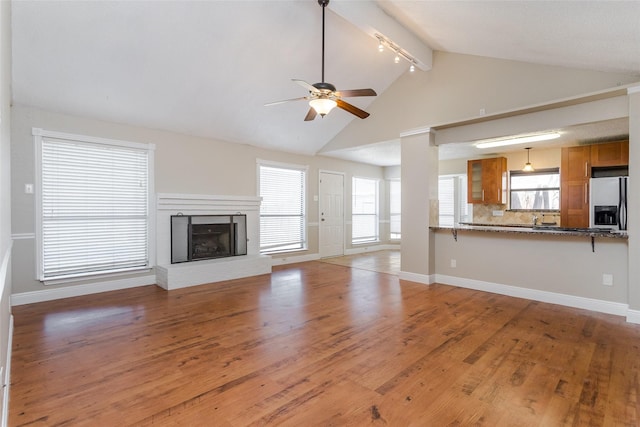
<box><xmin>39</xmin><ymin>135</ymin><xmax>151</xmax><ymax>280</ymax></box>
<box><xmin>352</xmin><ymin>177</ymin><xmax>378</xmax><ymax>243</ymax></box>
<box><xmin>259</xmin><ymin>164</ymin><xmax>306</xmax><ymax>252</ymax></box>
<box><xmin>438</xmin><ymin>177</ymin><xmax>455</xmax><ymax>227</ymax></box>
<box><xmin>389</xmin><ymin>180</ymin><xmax>401</xmax><ymax>239</ymax></box>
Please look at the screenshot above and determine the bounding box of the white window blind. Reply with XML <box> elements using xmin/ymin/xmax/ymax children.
<box><xmin>389</xmin><ymin>180</ymin><xmax>401</xmax><ymax>239</ymax></box>
<box><xmin>439</xmin><ymin>177</ymin><xmax>456</xmax><ymax>227</ymax></box>
<box><xmin>439</xmin><ymin>174</ymin><xmax>470</xmax><ymax>227</ymax></box>
<box><xmin>259</xmin><ymin>164</ymin><xmax>306</xmax><ymax>253</ymax></box>
<box><xmin>37</xmin><ymin>132</ymin><xmax>152</xmax><ymax>280</ymax></box>
<box><xmin>352</xmin><ymin>177</ymin><xmax>379</xmax><ymax>244</ymax></box>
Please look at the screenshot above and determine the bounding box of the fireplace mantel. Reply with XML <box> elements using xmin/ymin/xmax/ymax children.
<box><xmin>155</xmin><ymin>193</ymin><xmax>271</xmax><ymax>289</ymax></box>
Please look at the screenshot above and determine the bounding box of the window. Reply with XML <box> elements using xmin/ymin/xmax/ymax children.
<box><xmin>352</xmin><ymin>177</ymin><xmax>379</xmax><ymax>244</ymax></box>
<box><xmin>258</xmin><ymin>162</ymin><xmax>306</xmax><ymax>253</ymax></box>
<box><xmin>510</xmin><ymin>168</ymin><xmax>560</xmax><ymax>210</ymax></box>
<box><xmin>35</xmin><ymin>129</ymin><xmax>154</xmax><ymax>281</ymax></box>
<box><xmin>439</xmin><ymin>174</ymin><xmax>471</xmax><ymax>227</ymax></box>
<box><xmin>389</xmin><ymin>180</ymin><xmax>401</xmax><ymax>239</ymax></box>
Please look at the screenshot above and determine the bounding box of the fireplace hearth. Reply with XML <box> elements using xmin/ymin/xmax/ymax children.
<box><xmin>171</xmin><ymin>214</ymin><xmax>247</xmax><ymax>264</ymax></box>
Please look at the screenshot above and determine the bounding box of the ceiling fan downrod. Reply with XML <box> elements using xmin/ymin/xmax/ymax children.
<box><xmin>319</xmin><ymin>0</ymin><xmax>329</xmax><ymax>84</ymax></box>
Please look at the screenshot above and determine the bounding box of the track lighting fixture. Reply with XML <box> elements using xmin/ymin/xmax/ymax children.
<box><xmin>375</xmin><ymin>33</ymin><xmax>418</xmax><ymax>73</ymax></box>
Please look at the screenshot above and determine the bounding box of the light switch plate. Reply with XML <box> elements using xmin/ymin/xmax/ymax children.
<box><xmin>602</xmin><ymin>274</ymin><xmax>613</xmax><ymax>286</ymax></box>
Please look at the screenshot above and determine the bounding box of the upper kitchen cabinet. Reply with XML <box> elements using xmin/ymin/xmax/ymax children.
<box><xmin>467</xmin><ymin>157</ymin><xmax>507</xmax><ymax>204</ymax></box>
<box><xmin>590</xmin><ymin>140</ymin><xmax>629</xmax><ymax>167</ymax></box>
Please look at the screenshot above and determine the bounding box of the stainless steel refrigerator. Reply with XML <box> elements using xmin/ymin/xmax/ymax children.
<box><xmin>589</xmin><ymin>176</ymin><xmax>628</xmax><ymax>231</ymax></box>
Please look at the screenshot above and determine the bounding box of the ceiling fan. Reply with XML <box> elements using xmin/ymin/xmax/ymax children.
<box><xmin>265</xmin><ymin>0</ymin><xmax>377</xmax><ymax>121</ymax></box>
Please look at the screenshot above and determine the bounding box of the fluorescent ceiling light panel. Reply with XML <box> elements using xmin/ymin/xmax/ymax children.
<box><xmin>475</xmin><ymin>132</ymin><xmax>561</xmax><ymax>149</ymax></box>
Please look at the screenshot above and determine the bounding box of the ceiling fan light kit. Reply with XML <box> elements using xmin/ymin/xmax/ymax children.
<box><xmin>265</xmin><ymin>0</ymin><xmax>377</xmax><ymax>121</ymax></box>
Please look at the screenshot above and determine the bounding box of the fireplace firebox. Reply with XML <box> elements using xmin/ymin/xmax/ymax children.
<box><xmin>171</xmin><ymin>214</ymin><xmax>247</xmax><ymax>264</ymax></box>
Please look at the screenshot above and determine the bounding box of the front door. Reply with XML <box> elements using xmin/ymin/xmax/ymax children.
<box><xmin>319</xmin><ymin>171</ymin><xmax>344</xmax><ymax>258</ymax></box>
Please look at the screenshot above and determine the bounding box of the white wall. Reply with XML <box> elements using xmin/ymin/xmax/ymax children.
<box><xmin>322</xmin><ymin>51</ymin><xmax>640</xmax><ymax>153</ymax></box>
<box><xmin>434</xmin><ymin>230</ymin><xmax>628</xmax><ymax>309</ymax></box>
<box><xmin>10</xmin><ymin>105</ymin><xmax>391</xmax><ymax>296</ymax></box>
<box><xmin>0</xmin><ymin>0</ymin><xmax>12</xmax><ymax>423</ymax></box>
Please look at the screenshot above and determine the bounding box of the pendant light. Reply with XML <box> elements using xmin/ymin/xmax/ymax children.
<box><xmin>522</xmin><ymin>147</ymin><xmax>535</xmax><ymax>172</ymax></box>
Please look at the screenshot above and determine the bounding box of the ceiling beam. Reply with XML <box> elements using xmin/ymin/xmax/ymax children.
<box><xmin>328</xmin><ymin>0</ymin><xmax>432</xmax><ymax>71</ymax></box>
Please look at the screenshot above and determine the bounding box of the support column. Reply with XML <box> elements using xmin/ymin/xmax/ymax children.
<box><xmin>399</xmin><ymin>128</ymin><xmax>438</xmax><ymax>284</ymax></box>
<box><xmin>627</xmin><ymin>85</ymin><xmax>640</xmax><ymax>323</ymax></box>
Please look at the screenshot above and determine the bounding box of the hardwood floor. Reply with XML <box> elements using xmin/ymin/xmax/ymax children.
<box><xmin>9</xmin><ymin>259</ymin><xmax>640</xmax><ymax>426</ymax></box>
<box><xmin>319</xmin><ymin>250</ymin><xmax>400</xmax><ymax>276</ymax></box>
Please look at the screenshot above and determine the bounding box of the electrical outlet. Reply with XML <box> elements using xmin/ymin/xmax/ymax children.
<box><xmin>479</xmin><ymin>108</ymin><xmax>486</xmax><ymax>116</ymax></box>
<box><xmin>24</xmin><ymin>183</ymin><xmax>34</xmax><ymax>194</ymax></box>
<box><xmin>492</xmin><ymin>210</ymin><xmax>504</xmax><ymax>217</ymax></box>
<box><xmin>602</xmin><ymin>274</ymin><xmax>613</xmax><ymax>286</ymax></box>
<box><xmin>450</xmin><ymin>259</ymin><xmax>457</xmax><ymax>268</ymax></box>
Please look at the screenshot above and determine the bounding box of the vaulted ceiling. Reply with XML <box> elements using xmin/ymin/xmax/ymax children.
<box><xmin>11</xmin><ymin>1</ymin><xmax>640</xmax><ymax>163</ymax></box>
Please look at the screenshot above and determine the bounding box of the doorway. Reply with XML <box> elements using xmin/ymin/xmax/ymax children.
<box><xmin>319</xmin><ymin>171</ymin><xmax>345</xmax><ymax>258</ymax></box>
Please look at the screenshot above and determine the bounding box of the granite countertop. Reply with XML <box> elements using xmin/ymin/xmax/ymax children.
<box><xmin>430</xmin><ymin>222</ymin><xmax>628</xmax><ymax>239</ymax></box>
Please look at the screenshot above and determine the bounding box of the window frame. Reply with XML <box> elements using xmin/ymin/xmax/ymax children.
<box><xmin>34</xmin><ymin>128</ymin><xmax>155</xmax><ymax>283</ymax></box>
<box><xmin>351</xmin><ymin>176</ymin><xmax>379</xmax><ymax>244</ymax></box>
<box><xmin>509</xmin><ymin>167</ymin><xmax>560</xmax><ymax>212</ymax></box>
<box><xmin>389</xmin><ymin>179</ymin><xmax>401</xmax><ymax>240</ymax></box>
<box><xmin>257</xmin><ymin>159</ymin><xmax>308</xmax><ymax>254</ymax></box>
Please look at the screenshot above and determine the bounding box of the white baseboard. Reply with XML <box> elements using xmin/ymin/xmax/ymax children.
<box><xmin>345</xmin><ymin>244</ymin><xmax>400</xmax><ymax>256</ymax></box>
<box><xmin>627</xmin><ymin>309</ymin><xmax>640</xmax><ymax>324</ymax></box>
<box><xmin>11</xmin><ymin>274</ymin><xmax>157</xmax><ymax>306</ymax></box>
<box><xmin>399</xmin><ymin>271</ymin><xmax>434</xmax><ymax>285</ymax></box>
<box><xmin>1</xmin><ymin>314</ymin><xmax>12</xmax><ymax>427</ymax></box>
<box><xmin>271</xmin><ymin>253</ymin><xmax>321</xmax><ymax>266</ymax></box>
<box><xmin>435</xmin><ymin>274</ymin><xmax>629</xmax><ymax>317</ymax></box>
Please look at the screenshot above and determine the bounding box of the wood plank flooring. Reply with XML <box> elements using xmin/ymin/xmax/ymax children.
<box><xmin>9</xmin><ymin>258</ymin><xmax>640</xmax><ymax>426</ymax></box>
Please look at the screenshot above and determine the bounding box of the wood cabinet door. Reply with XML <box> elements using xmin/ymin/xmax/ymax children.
<box><xmin>561</xmin><ymin>180</ymin><xmax>589</xmax><ymax>228</ymax></box>
<box><xmin>561</xmin><ymin>146</ymin><xmax>590</xmax><ymax>181</ymax></box>
<box><xmin>467</xmin><ymin>159</ymin><xmax>484</xmax><ymax>203</ymax></box>
<box><xmin>591</xmin><ymin>140</ymin><xmax>629</xmax><ymax>167</ymax></box>
<box><xmin>560</xmin><ymin>146</ymin><xmax>591</xmax><ymax>227</ymax></box>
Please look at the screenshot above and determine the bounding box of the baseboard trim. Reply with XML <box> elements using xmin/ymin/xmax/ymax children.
<box><xmin>626</xmin><ymin>309</ymin><xmax>640</xmax><ymax>324</ymax></box>
<box><xmin>399</xmin><ymin>271</ymin><xmax>434</xmax><ymax>285</ymax></box>
<box><xmin>345</xmin><ymin>244</ymin><xmax>400</xmax><ymax>256</ymax></box>
<box><xmin>2</xmin><ymin>314</ymin><xmax>13</xmax><ymax>427</ymax></box>
<box><xmin>271</xmin><ymin>253</ymin><xmax>321</xmax><ymax>266</ymax></box>
<box><xmin>11</xmin><ymin>274</ymin><xmax>157</xmax><ymax>306</ymax></box>
<box><xmin>435</xmin><ymin>274</ymin><xmax>628</xmax><ymax>317</ymax></box>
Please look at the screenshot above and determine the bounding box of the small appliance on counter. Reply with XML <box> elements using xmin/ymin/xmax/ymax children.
<box><xmin>589</xmin><ymin>175</ymin><xmax>628</xmax><ymax>231</ymax></box>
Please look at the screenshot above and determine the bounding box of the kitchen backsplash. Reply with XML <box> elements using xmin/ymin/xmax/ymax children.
<box><xmin>472</xmin><ymin>204</ymin><xmax>560</xmax><ymax>226</ymax></box>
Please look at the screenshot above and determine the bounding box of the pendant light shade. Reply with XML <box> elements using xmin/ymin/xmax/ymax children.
<box><xmin>523</xmin><ymin>147</ymin><xmax>535</xmax><ymax>172</ymax></box>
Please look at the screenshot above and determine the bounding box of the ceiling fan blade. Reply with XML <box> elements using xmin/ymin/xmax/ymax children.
<box><xmin>304</xmin><ymin>107</ymin><xmax>317</xmax><ymax>121</ymax></box>
<box><xmin>293</xmin><ymin>79</ymin><xmax>320</xmax><ymax>94</ymax></box>
<box><xmin>264</xmin><ymin>97</ymin><xmax>307</xmax><ymax>107</ymax></box>
<box><xmin>334</xmin><ymin>88</ymin><xmax>377</xmax><ymax>98</ymax></box>
<box><xmin>336</xmin><ymin>99</ymin><xmax>370</xmax><ymax>119</ymax></box>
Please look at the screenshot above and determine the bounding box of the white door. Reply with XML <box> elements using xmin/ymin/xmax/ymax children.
<box><xmin>319</xmin><ymin>172</ymin><xmax>344</xmax><ymax>258</ymax></box>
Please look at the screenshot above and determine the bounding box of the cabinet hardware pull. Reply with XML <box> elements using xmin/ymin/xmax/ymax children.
<box><xmin>482</xmin><ymin>189</ymin><xmax>485</xmax><ymax>201</ymax></box>
<box><xmin>584</xmin><ymin>182</ymin><xmax>588</xmax><ymax>204</ymax></box>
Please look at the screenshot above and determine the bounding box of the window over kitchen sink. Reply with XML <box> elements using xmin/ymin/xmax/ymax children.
<box><xmin>510</xmin><ymin>168</ymin><xmax>560</xmax><ymax>211</ymax></box>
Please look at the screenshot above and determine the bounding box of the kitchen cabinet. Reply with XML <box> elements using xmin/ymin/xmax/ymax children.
<box><xmin>560</xmin><ymin>146</ymin><xmax>590</xmax><ymax>228</ymax></box>
<box><xmin>467</xmin><ymin>157</ymin><xmax>507</xmax><ymax>204</ymax></box>
<box><xmin>590</xmin><ymin>140</ymin><xmax>629</xmax><ymax>167</ymax></box>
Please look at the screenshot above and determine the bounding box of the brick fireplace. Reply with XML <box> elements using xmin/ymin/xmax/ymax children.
<box><xmin>155</xmin><ymin>193</ymin><xmax>271</xmax><ymax>289</ymax></box>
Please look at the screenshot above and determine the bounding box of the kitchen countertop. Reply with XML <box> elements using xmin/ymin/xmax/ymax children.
<box><xmin>430</xmin><ymin>222</ymin><xmax>628</xmax><ymax>239</ymax></box>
